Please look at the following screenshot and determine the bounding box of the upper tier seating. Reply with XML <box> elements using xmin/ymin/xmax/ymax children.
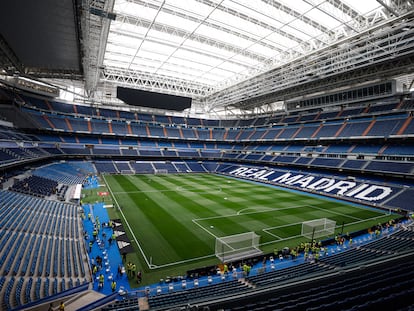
<box><xmin>21</xmin><ymin>99</ymin><xmax>414</xmax><ymax>141</ymax></box>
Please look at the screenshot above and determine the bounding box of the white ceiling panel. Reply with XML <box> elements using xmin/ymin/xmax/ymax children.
<box><xmin>99</xmin><ymin>0</ymin><xmax>396</xmax><ymax>99</ymax></box>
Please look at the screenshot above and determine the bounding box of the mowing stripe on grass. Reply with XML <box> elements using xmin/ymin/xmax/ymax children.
<box><xmin>143</xmin><ymin>174</ymin><xmax>252</xmax><ymax>239</ymax></box>
<box><xmin>103</xmin><ymin>173</ymin><xmax>398</xmax><ymax>271</ymax></box>
<box><xmin>124</xmin><ymin>175</ymin><xmax>213</xmax><ymax>262</ymax></box>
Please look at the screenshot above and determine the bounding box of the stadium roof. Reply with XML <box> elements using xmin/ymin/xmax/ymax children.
<box><xmin>103</xmin><ymin>0</ymin><xmax>392</xmax><ymax>90</ymax></box>
<box><xmin>0</xmin><ymin>0</ymin><xmax>414</xmax><ymax>114</ymax></box>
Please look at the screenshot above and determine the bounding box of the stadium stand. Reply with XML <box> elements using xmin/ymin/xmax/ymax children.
<box><xmin>32</xmin><ymin>161</ymin><xmax>96</xmax><ymax>185</ymax></box>
<box><xmin>9</xmin><ymin>175</ymin><xmax>58</xmax><ymax>198</ymax></box>
<box><xmin>100</xmin><ymin>225</ymin><xmax>414</xmax><ymax>311</ymax></box>
<box><xmin>0</xmin><ymin>72</ymin><xmax>413</xmax><ymax>310</ymax></box>
<box><xmin>0</xmin><ymin>190</ymin><xmax>90</xmax><ymax>309</ymax></box>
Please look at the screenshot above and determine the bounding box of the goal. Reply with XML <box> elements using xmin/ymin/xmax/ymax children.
<box><xmin>301</xmin><ymin>218</ymin><xmax>336</xmax><ymax>240</ymax></box>
<box><xmin>154</xmin><ymin>169</ymin><xmax>168</xmax><ymax>175</ymax></box>
<box><xmin>215</xmin><ymin>232</ymin><xmax>262</xmax><ymax>263</ymax></box>
<box><xmin>120</xmin><ymin>170</ymin><xmax>135</xmax><ymax>175</ymax></box>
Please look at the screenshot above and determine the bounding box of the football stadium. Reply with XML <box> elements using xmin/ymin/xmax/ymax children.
<box><xmin>0</xmin><ymin>1</ymin><xmax>414</xmax><ymax>310</ymax></box>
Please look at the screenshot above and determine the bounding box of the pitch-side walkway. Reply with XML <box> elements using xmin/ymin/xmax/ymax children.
<box><xmin>82</xmin><ymin>202</ymin><xmax>131</xmax><ymax>296</ymax></box>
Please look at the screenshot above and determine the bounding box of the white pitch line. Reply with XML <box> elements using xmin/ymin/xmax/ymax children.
<box><xmin>192</xmin><ymin>219</ymin><xmax>237</xmax><ymax>250</ymax></box>
<box><xmin>146</xmin><ymin>253</ymin><xmax>218</xmax><ymax>270</ymax></box>
<box><xmin>265</xmin><ymin>220</ymin><xmax>307</xmax><ymax>231</ymax></box>
<box><xmin>112</xmin><ymin>186</ymin><xmax>222</xmax><ymax>195</ymax></box>
<box><xmin>236</xmin><ymin>204</ymin><xmax>317</xmax><ymax>216</ymax></box>
<box><xmin>192</xmin><ymin>219</ymin><xmax>219</xmax><ymax>239</ymax></box>
<box><xmin>191</xmin><ymin>219</ymin><xmax>238</xmax><ymax>252</ymax></box>
<box><xmin>102</xmin><ymin>174</ymin><xmax>152</xmax><ymax>269</ymax></box>
<box><xmin>262</xmin><ymin>228</ymin><xmax>283</xmax><ymax>239</ymax></box>
<box><xmin>193</xmin><ymin>204</ymin><xmax>310</xmax><ymax>222</ymax></box>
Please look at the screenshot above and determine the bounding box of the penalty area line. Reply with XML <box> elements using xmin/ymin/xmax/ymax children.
<box><xmin>235</xmin><ymin>204</ymin><xmax>310</xmax><ymax>216</ymax></box>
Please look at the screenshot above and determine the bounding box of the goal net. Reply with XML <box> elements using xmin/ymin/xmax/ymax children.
<box><xmin>120</xmin><ymin>170</ymin><xmax>135</xmax><ymax>175</ymax></box>
<box><xmin>301</xmin><ymin>218</ymin><xmax>336</xmax><ymax>240</ymax></box>
<box><xmin>154</xmin><ymin>169</ymin><xmax>168</xmax><ymax>175</ymax></box>
<box><xmin>215</xmin><ymin>232</ymin><xmax>262</xmax><ymax>263</ymax></box>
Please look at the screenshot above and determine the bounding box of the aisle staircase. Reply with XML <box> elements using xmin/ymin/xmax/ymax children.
<box><xmin>0</xmin><ymin>190</ymin><xmax>92</xmax><ymax>310</ymax></box>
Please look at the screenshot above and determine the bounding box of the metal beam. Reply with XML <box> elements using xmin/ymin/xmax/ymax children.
<box><xmin>123</xmin><ymin>0</ymin><xmax>284</xmax><ymax>53</ymax></box>
<box><xmin>0</xmin><ymin>34</ymin><xmax>24</xmax><ymax>74</ymax></box>
<box><xmin>81</xmin><ymin>0</ymin><xmax>115</xmax><ymax>97</ymax></box>
<box><xmin>235</xmin><ymin>53</ymin><xmax>414</xmax><ymax>111</ymax></box>
<box><xmin>101</xmin><ymin>66</ymin><xmax>213</xmax><ymax>98</ymax></box>
<box><xmin>123</xmin><ymin>0</ymin><xmax>283</xmax><ymax>52</ymax></box>
<box><xmin>127</xmin><ymin>0</ymin><xmax>165</xmax><ymax>70</ymax></box>
<box><xmin>303</xmin><ymin>0</ymin><xmax>360</xmax><ymax>32</ymax></box>
<box><xmin>206</xmin><ymin>12</ymin><xmax>414</xmax><ymax>111</ymax></box>
<box><xmin>376</xmin><ymin>0</ymin><xmax>400</xmax><ymax>16</ymax></box>
<box><xmin>90</xmin><ymin>0</ymin><xmax>414</xmax><ymax>115</ymax></box>
<box><xmin>195</xmin><ymin>0</ymin><xmax>306</xmax><ymax>45</ymax></box>
<box><xmin>113</xmin><ymin>13</ymin><xmax>268</xmax><ymax>66</ymax></box>
<box><xmin>260</xmin><ymin>0</ymin><xmax>334</xmax><ymax>35</ymax></box>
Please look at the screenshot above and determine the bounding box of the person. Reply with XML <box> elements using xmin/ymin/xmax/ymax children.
<box><xmin>223</xmin><ymin>263</ymin><xmax>228</xmax><ymax>275</ymax></box>
<box><xmin>48</xmin><ymin>303</ymin><xmax>53</xmax><ymax>311</ymax></box>
<box><xmin>98</xmin><ymin>274</ymin><xmax>104</xmax><ymax>290</ymax></box>
<box><xmin>92</xmin><ymin>264</ymin><xmax>98</xmax><ymax>276</ymax></box>
<box><xmin>137</xmin><ymin>270</ymin><xmax>142</xmax><ymax>283</ymax></box>
<box><xmin>314</xmin><ymin>251</ymin><xmax>320</xmax><ymax>262</ymax></box>
<box><xmin>246</xmin><ymin>264</ymin><xmax>251</xmax><ymax>276</ymax></box>
<box><xmin>242</xmin><ymin>263</ymin><xmax>248</xmax><ymax>276</ymax></box>
<box><xmin>232</xmin><ymin>266</ymin><xmax>237</xmax><ymax>279</ymax></box>
<box><xmin>290</xmin><ymin>249</ymin><xmax>295</xmax><ymax>260</ymax></box>
<box><xmin>92</xmin><ymin>229</ymin><xmax>97</xmax><ymax>241</ymax></box>
<box><xmin>127</xmin><ymin>262</ymin><xmax>132</xmax><ymax>277</ymax></box>
<box><xmin>96</xmin><ymin>255</ymin><xmax>102</xmax><ymax>268</ymax></box>
<box><xmin>117</xmin><ymin>264</ymin><xmax>123</xmax><ymax>278</ymax></box>
<box><xmin>58</xmin><ymin>301</ymin><xmax>65</xmax><ymax>311</ymax></box>
<box><xmin>131</xmin><ymin>263</ymin><xmax>136</xmax><ymax>277</ymax></box>
<box><xmin>111</xmin><ymin>280</ymin><xmax>117</xmax><ymax>292</ymax></box>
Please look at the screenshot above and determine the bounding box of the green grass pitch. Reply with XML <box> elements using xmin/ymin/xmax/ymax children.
<box><xmin>102</xmin><ymin>173</ymin><xmax>398</xmax><ymax>274</ymax></box>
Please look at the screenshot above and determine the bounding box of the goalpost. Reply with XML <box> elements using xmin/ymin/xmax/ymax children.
<box><xmin>301</xmin><ymin>218</ymin><xmax>336</xmax><ymax>240</ymax></box>
<box><xmin>215</xmin><ymin>232</ymin><xmax>262</xmax><ymax>263</ymax></box>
